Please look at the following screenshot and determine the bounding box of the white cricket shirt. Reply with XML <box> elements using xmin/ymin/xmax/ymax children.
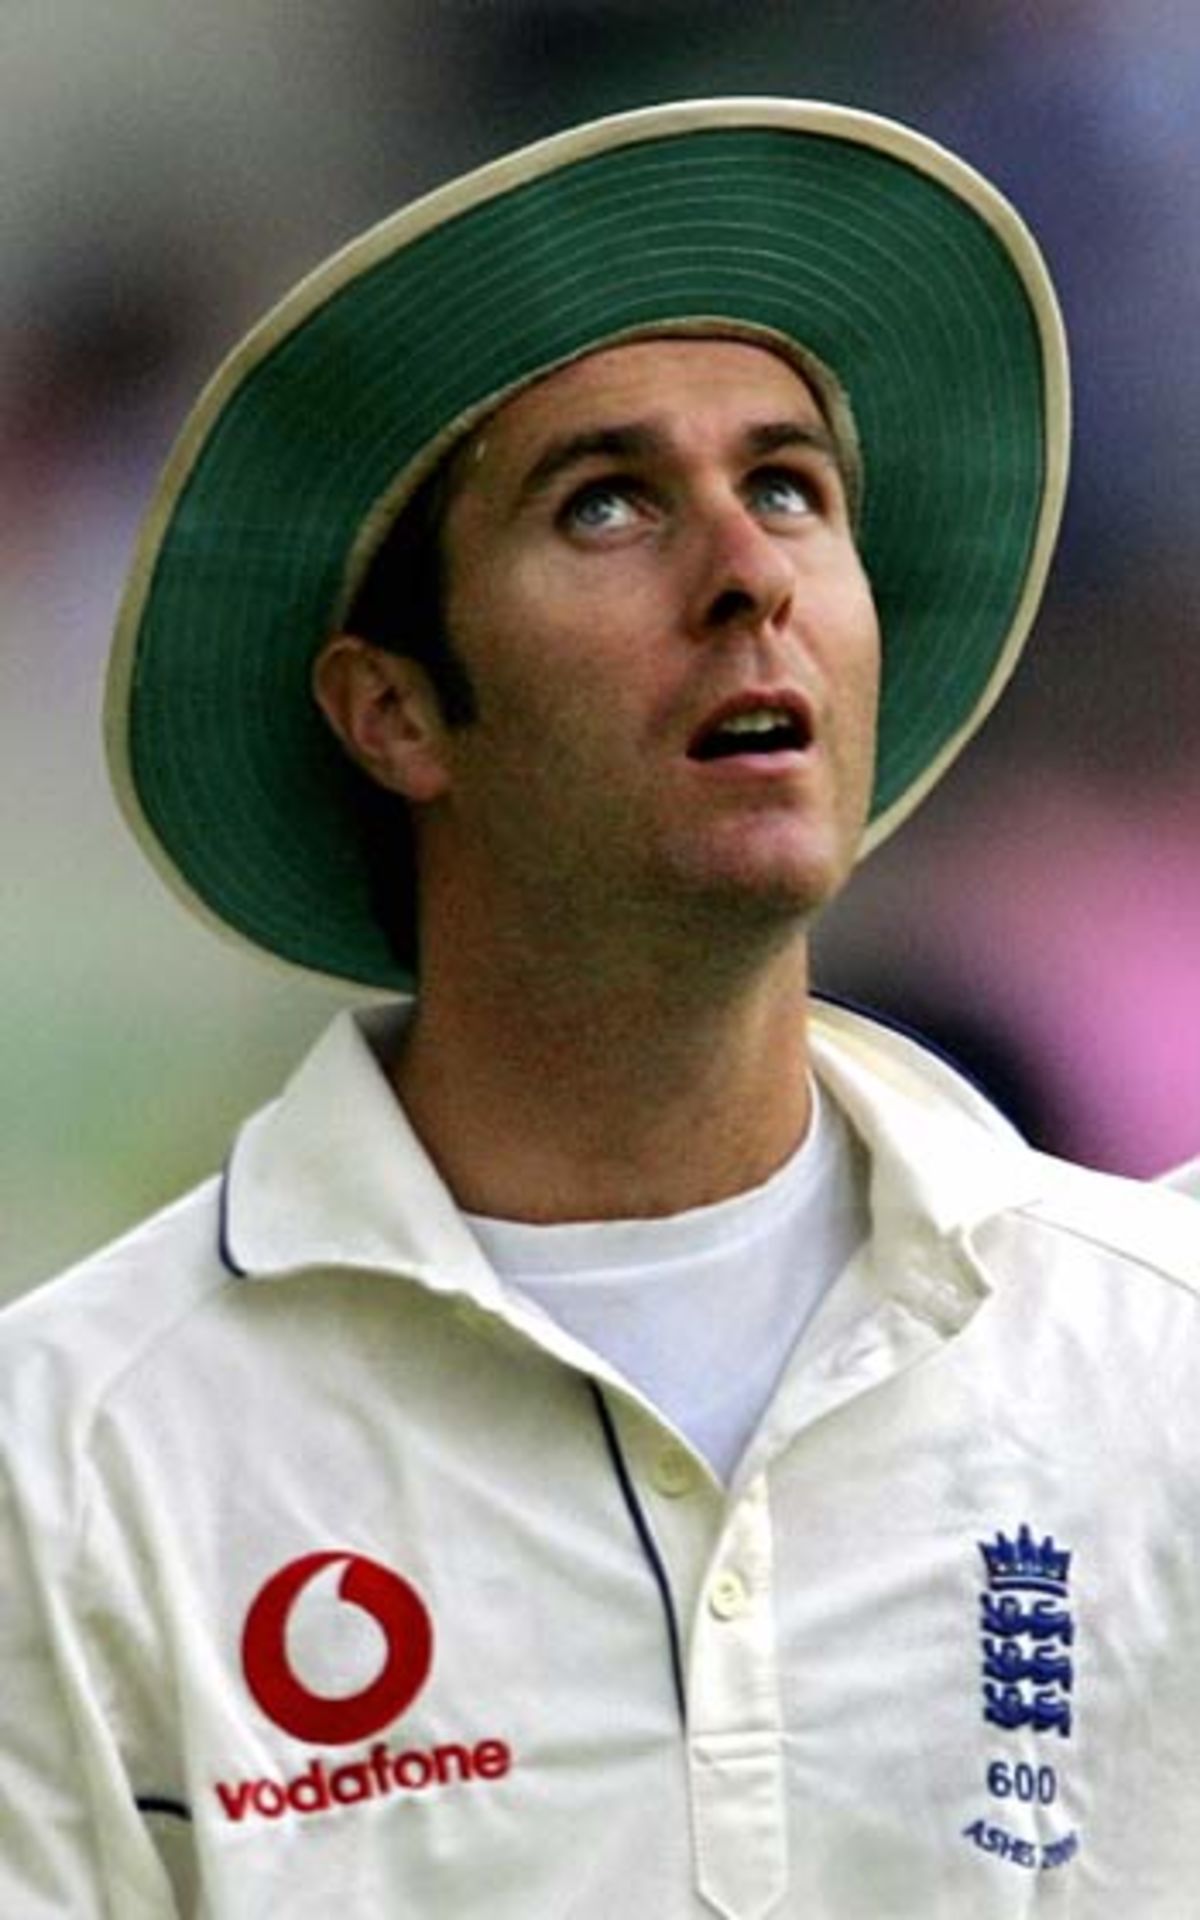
<box><xmin>2</xmin><ymin>1001</ymin><xmax>1200</xmax><ymax>1918</ymax></box>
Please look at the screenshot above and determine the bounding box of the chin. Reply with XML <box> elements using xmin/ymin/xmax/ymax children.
<box><xmin>664</xmin><ymin>867</ymin><xmax>845</xmax><ymax>944</ymax></box>
<box><xmin>699</xmin><ymin>832</ymin><xmax>859</xmax><ymax>917</ymax></box>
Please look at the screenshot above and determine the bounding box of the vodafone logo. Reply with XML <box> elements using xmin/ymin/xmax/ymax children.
<box><xmin>242</xmin><ymin>1552</ymin><xmax>434</xmax><ymax>1745</ymax></box>
<box><xmin>221</xmin><ymin>1551</ymin><xmax>513</xmax><ymax>1827</ymax></box>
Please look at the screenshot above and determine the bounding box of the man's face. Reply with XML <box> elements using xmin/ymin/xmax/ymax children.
<box><xmin>426</xmin><ymin>337</ymin><xmax>880</xmax><ymax>953</ymax></box>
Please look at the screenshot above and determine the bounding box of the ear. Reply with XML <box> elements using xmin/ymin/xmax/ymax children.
<box><xmin>312</xmin><ymin>635</ymin><xmax>451</xmax><ymax>804</ymax></box>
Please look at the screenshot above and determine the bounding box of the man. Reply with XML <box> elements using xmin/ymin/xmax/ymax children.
<box><xmin>3</xmin><ymin>99</ymin><xmax>1198</xmax><ymax>1919</ymax></box>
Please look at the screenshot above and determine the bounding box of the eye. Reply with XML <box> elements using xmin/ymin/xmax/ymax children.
<box><xmin>745</xmin><ymin>467</ymin><xmax>818</xmax><ymax>519</ymax></box>
<box><xmin>560</xmin><ymin>479</ymin><xmax>644</xmax><ymax>535</ymax></box>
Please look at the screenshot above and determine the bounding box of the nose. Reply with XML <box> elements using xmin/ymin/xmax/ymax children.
<box><xmin>685</xmin><ymin>496</ymin><xmax>795</xmax><ymax>640</ymax></box>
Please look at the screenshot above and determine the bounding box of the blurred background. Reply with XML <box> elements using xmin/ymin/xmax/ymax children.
<box><xmin>4</xmin><ymin>0</ymin><xmax>1199</xmax><ymax>1302</ymax></box>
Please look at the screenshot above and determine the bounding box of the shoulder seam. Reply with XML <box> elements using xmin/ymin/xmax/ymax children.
<box><xmin>1012</xmin><ymin>1173</ymin><xmax>1200</xmax><ymax>1301</ymax></box>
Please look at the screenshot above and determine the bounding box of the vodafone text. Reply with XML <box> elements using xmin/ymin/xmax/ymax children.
<box><xmin>215</xmin><ymin>1735</ymin><xmax>513</xmax><ymax>1824</ymax></box>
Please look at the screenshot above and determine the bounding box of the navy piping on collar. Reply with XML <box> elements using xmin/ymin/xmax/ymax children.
<box><xmin>218</xmin><ymin>1151</ymin><xmax>247</xmax><ymax>1277</ymax></box>
<box><xmin>135</xmin><ymin>1794</ymin><xmax>192</xmax><ymax>1822</ymax></box>
<box><xmin>588</xmin><ymin>1380</ymin><xmax>687</xmax><ymax>1729</ymax></box>
<box><xmin>813</xmin><ymin>990</ymin><xmax>1030</xmax><ymax>1137</ymax></box>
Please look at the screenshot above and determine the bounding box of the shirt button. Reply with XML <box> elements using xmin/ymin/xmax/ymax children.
<box><xmin>709</xmin><ymin>1570</ymin><xmax>750</xmax><ymax>1621</ymax></box>
<box><xmin>651</xmin><ymin>1446</ymin><xmax>698</xmax><ymax>1498</ymax></box>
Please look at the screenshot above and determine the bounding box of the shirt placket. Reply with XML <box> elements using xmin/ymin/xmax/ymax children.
<box><xmin>686</xmin><ymin>1473</ymin><xmax>785</xmax><ymax>1920</ymax></box>
<box><xmin>593</xmin><ymin>1233</ymin><xmax>985</xmax><ymax>1920</ymax></box>
<box><xmin>604</xmin><ymin>1402</ymin><xmax>784</xmax><ymax>1918</ymax></box>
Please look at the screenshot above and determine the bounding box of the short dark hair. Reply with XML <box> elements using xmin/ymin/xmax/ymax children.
<box><xmin>338</xmin><ymin>457</ymin><xmax>478</xmax><ymax>974</ymax></box>
<box><xmin>345</xmin><ymin>457</ymin><xmax>478</xmax><ymax>725</ymax></box>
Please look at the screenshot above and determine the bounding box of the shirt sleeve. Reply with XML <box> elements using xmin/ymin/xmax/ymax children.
<box><xmin>0</xmin><ymin>1452</ymin><xmax>183</xmax><ymax>1918</ymax></box>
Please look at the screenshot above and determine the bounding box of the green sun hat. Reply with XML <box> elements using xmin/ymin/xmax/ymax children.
<box><xmin>106</xmin><ymin>98</ymin><xmax>1070</xmax><ymax>994</ymax></box>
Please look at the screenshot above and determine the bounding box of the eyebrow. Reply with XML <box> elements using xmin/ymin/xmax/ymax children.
<box><xmin>513</xmin><ymin>417</ymin><xmax>844</xmax><ymax>512</ymax></box>
<box><xmin>744</xmin><ymin>420</ymin><xmax>842</xmax><ymax>465</ymax></box>
<box><xmin>515</xmin><ymin>425</ymin><xmax>661</xmax><ymax>510</ymax></box>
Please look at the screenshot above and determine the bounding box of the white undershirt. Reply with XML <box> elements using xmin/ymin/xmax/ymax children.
<box><xmin>465</xmin><ymin>1082</ymin><xmax>870</xmax><ymax>1481</ymax></box>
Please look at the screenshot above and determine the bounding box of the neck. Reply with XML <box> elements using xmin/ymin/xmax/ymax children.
<box><xmin>390</xmin><ymin>912</ymin><xmax>814</xmax><ymax>1223</ymax></box>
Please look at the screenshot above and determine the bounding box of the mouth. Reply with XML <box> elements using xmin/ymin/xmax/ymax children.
<box><xmin>687</xmin><ymin>693</ymin><xmax>813</xmax><ymax>764</ymax></box>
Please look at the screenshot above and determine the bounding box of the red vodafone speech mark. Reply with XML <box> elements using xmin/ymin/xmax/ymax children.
<box><xmin>242</xmin><ymin>1552</ymin><xmax>434</xmax><ymax>1745</ymax></box>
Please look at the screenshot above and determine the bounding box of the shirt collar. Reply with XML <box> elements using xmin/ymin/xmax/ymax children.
<box><xmin>223</xmin><ymin>998</ymin><xmax>1046</xmax><ymax>1309</ymax></box>
<box><xmin>221</xmin><ymin>1003</ymin><xmax>503</xmax><ymax>1302</ymax></box>
<box><xmin>808</xmin><ymin>998</ymin><xmax>1045</xmax><ymax>1330</ymax></box>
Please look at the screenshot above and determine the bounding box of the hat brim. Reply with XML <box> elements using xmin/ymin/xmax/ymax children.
<box><xmin>106</xmin><ymin>98</ymin><xmax>1070</xmax><ymax>992</ymax></box>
